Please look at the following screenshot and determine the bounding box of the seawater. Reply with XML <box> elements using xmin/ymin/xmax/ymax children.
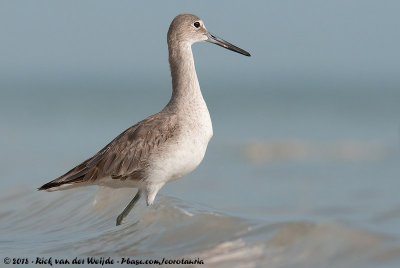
<box><xmin>1</xmin><ymin>75</ymin><xmax>399</xmax><ymax>267</ymax></box>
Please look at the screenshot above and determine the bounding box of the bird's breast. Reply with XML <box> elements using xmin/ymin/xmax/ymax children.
<box><xmin>147</xmin><ymin>108</ymin><xmax>212</xmax><ymax>184</ymax></box>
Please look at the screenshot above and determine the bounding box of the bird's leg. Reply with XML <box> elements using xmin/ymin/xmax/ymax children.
<box><xmin>116</xmin><ymin>190</ymin><xmax>141</xmax><ymax>226</ymax></box>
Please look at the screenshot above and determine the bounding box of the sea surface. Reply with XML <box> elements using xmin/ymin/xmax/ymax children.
<box><xmin>1</xmin><ymin>74</ymin><xmax>400</xmax><ymax>267</ymax></box>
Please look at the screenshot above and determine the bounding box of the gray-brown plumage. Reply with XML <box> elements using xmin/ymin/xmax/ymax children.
<box><xmin>38</xmin><ymin>112</ymin><xmax>178</xmax><ymax>190</ymax></box>
<box><xmin>39</xmin><ymin>14</ymin><xmax>250</xmax><ymax>225</ymax></box>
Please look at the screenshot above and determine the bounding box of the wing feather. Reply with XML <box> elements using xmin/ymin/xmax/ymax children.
<box><xmin>39</xmin><ymin>112</ymin><xmax>178</xmax><ymax>190</ymax></box>
<box><xmin>96</xmin><ymin>113</ymin><xmax>178</xmax><ymax>180</ymax></box>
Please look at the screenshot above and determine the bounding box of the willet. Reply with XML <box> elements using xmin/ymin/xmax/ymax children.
<box><xmin>39</xmin><ymin>14</ymin><xmax>250</xmax><ymax>225</ymax></box>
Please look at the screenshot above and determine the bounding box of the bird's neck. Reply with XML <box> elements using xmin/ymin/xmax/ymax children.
<box><xmin>167</xmin><ymin>42</ymin><xmax>204</xmax><ymax>108</ymax></box>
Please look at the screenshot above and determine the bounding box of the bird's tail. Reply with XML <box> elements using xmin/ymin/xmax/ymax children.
<box><xmin>39</xmin><ymin>146</ymin><xmax>107</xmax><ymax>191</ymax></box>
<box><xmin>38</xmin><ymin>161</ymin><xmax>90</xmax><ymax>191</ymax></box>
<box><xmin>38</xmin><ymin>176</ymin><xmax>86</xmax><ymax>191</ymax></box>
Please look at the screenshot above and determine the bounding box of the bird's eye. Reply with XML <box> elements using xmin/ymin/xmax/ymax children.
<box><xmin>194</xmin><ymin>22</ymin><xmax>200</xmax><ymax>28</ymax></box>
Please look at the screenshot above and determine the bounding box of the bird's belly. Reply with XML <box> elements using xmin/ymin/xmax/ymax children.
<box><xmin>148</xmin><ymin>128</ymin><xmax>212</xmax><ymax>184</ymax></box>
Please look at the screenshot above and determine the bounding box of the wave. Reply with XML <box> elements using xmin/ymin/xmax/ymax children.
<box><xmin>1</xmin><ymin>186</ymin><xmax>399</xmax><ymax>267</ymax></box>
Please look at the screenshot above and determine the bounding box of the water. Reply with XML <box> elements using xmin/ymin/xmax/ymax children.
<box><xmin>1</xmin><ymin>74</ymin><xmax>400</xmax><ymax>267</ymax></box>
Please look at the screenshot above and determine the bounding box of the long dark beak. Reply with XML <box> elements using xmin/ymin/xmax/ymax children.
<box><xmin>205</xmin><ymin>32</ymin><xmax>251</xmax><ymax>57</ymax></box>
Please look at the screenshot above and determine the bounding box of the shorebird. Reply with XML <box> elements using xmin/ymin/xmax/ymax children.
<box><xmin>39</xmin><ymin>14</ymin><xmax>250</xmax><ymax>225</ymax></box>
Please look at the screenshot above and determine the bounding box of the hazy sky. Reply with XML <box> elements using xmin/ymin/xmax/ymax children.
<box><xmin>1</xmin><ymin>0</ymin><xmax>399</xmax><ymax>81</ymax></box>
